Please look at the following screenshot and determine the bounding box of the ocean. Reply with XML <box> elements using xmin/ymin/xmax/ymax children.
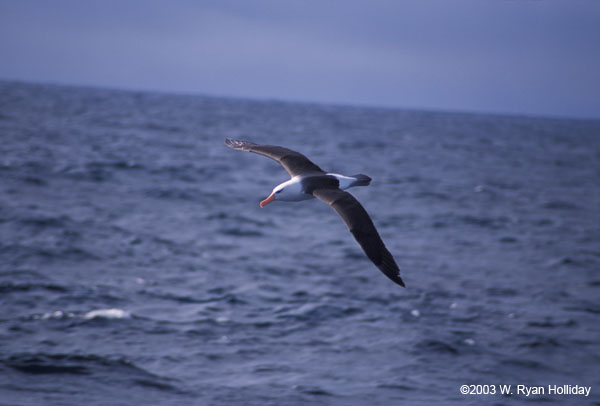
<box><xmin>0</xmin><ymin>80</ymin><xmax>599</xmax><ymax>405</ymax></box>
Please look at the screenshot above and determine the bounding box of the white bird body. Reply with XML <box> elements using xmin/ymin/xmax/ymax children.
<box><xmin>270</xmin><ymin>173</ymin><xmax>364</xmax><ymax>202</ymax></box>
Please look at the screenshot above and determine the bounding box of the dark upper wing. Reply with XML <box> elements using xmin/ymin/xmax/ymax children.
<box><xmin>311</xmin><ymin>188</ymin><xmax>405</xmax><ymax>287</ymax></box>
<box><xmin>225</xmin><ymin>139</ymin><xmax>325</xmax><ymax>177</ymax></box>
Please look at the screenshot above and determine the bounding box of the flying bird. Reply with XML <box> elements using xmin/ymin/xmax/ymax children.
<box><xmin>225</xmin><ymin>139</ymin><xmax>405</xmax><ymax>287</ymax></box>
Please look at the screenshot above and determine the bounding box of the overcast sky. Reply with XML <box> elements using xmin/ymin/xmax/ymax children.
<box><xmin>1</xmin><ymin>0</ymin><xmax>599</xmax><ymax>119</ymax></box>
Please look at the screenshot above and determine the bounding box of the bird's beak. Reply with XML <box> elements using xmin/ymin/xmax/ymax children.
<box><xmin>260</xmin><ymin>193</ymin><xmax>276</xmax><ymax>208</ymax></box>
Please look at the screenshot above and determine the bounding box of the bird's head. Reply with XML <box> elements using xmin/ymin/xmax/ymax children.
<box><xmin>260</xmin><ymin>177</ymin><xmax>303</xmax><ymax>207</ymax></box>
<box><xmin>260</xmin><ymin>185</ymin><xmax>283</xmax><ymax>208</ymax></box>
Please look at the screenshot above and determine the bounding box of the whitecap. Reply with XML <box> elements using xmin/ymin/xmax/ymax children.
<box><xmin>34</xmin><ymin>310</ymin><xmax>75</xmax><ymax>320</ymax></box>
<box><xmin>464</xmin><ymin>338</ymin><xmax>476</xmax><ymax>346</ymax></box>
<box><xmin>84</xmin><ymin>308</ymin><xmax>131</xmax><ymax>320</ymax></box>
<box><xmin>215</xmin><ymin>316</ymin><xmax>229</xmax><ymax>323</ymax></box>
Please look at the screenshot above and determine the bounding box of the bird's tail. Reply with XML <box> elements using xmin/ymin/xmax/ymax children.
<box><xmin>350</xmin><ymin>174</ymin><xmax>372</xmax><ymax>187</ymax></box>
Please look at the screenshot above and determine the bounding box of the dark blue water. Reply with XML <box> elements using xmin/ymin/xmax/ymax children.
<box><xmin>1</xmin><ymin>80</ymin><xmax>599</xmax><ymax>405</ymax></box>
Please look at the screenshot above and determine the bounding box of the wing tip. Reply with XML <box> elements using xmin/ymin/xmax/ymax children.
<box><xmin>224</xmin><ymin>138</ymin><xmax>239</xmax><ymax>148</ymax></box>
<box><xmin>379</xmin><ymin>253</ymin><xmax>405</xmax><ymax>287</ymax></box>
<box><xmin>225</xmin><ymin>138</ymin><xmax>258</xmax><ymax>151</ymax></box>
<box><xmin>385</xmin><ymin>265</ymin><xmax>405</xmax><ymax>287</ymax></box>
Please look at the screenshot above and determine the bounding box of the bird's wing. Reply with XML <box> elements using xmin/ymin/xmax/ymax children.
<box><xmin>225</xmin><ymin>139</ymin><xmax>325</xmax><ymax>177</ymax></box>
<box><xmin>311</xmin><ymin>188</ymin><xmax>405</xmax><ymax>287</ymax></box>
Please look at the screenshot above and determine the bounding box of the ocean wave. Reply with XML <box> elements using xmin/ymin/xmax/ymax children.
<box><xmin>1</xmin><ymin>243</ymin><xmax>101</xmax><ymax>262</ymax></box>
<box><xmin>0</xmin><ymin>282</ymin><xmax>68</xmax><ymax>294</ymax></box>
<box><xmin>143</xmin><ymin>187</ymin><xmax>205</xmax><ymax>201</ymax></box>
<box><xmin>414</xmin><ymin>339</ymin><xmax>460</xmax><ymax>355</ymax></box>
<box><xmin>2</xmin><ymin>352</ymin><xmax>180</xmax><ymax>392</ymax></box>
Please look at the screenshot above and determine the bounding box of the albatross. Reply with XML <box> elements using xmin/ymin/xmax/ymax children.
<box><xmin>225</xmin><ymin>139</ymin><xmax>405</xmax><ymax>287</ymax></box>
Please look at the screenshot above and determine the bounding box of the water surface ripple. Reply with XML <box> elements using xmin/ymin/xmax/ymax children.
<box><xmin>1</xmin><ymin>81</ymin><xmax>599</xmax><ymax>405</ymax></box>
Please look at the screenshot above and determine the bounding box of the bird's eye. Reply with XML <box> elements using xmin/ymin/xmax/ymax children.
<box><xmin>275</xmin><ymin>190</ymin><xmax>282</xmax><ymax>194</ymax></box>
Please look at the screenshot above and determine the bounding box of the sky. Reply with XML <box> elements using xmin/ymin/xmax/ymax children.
<box><xmin>1</xmin><ymin>0</ymin><xmax>599</xmax><ymax>119</ymax></box>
